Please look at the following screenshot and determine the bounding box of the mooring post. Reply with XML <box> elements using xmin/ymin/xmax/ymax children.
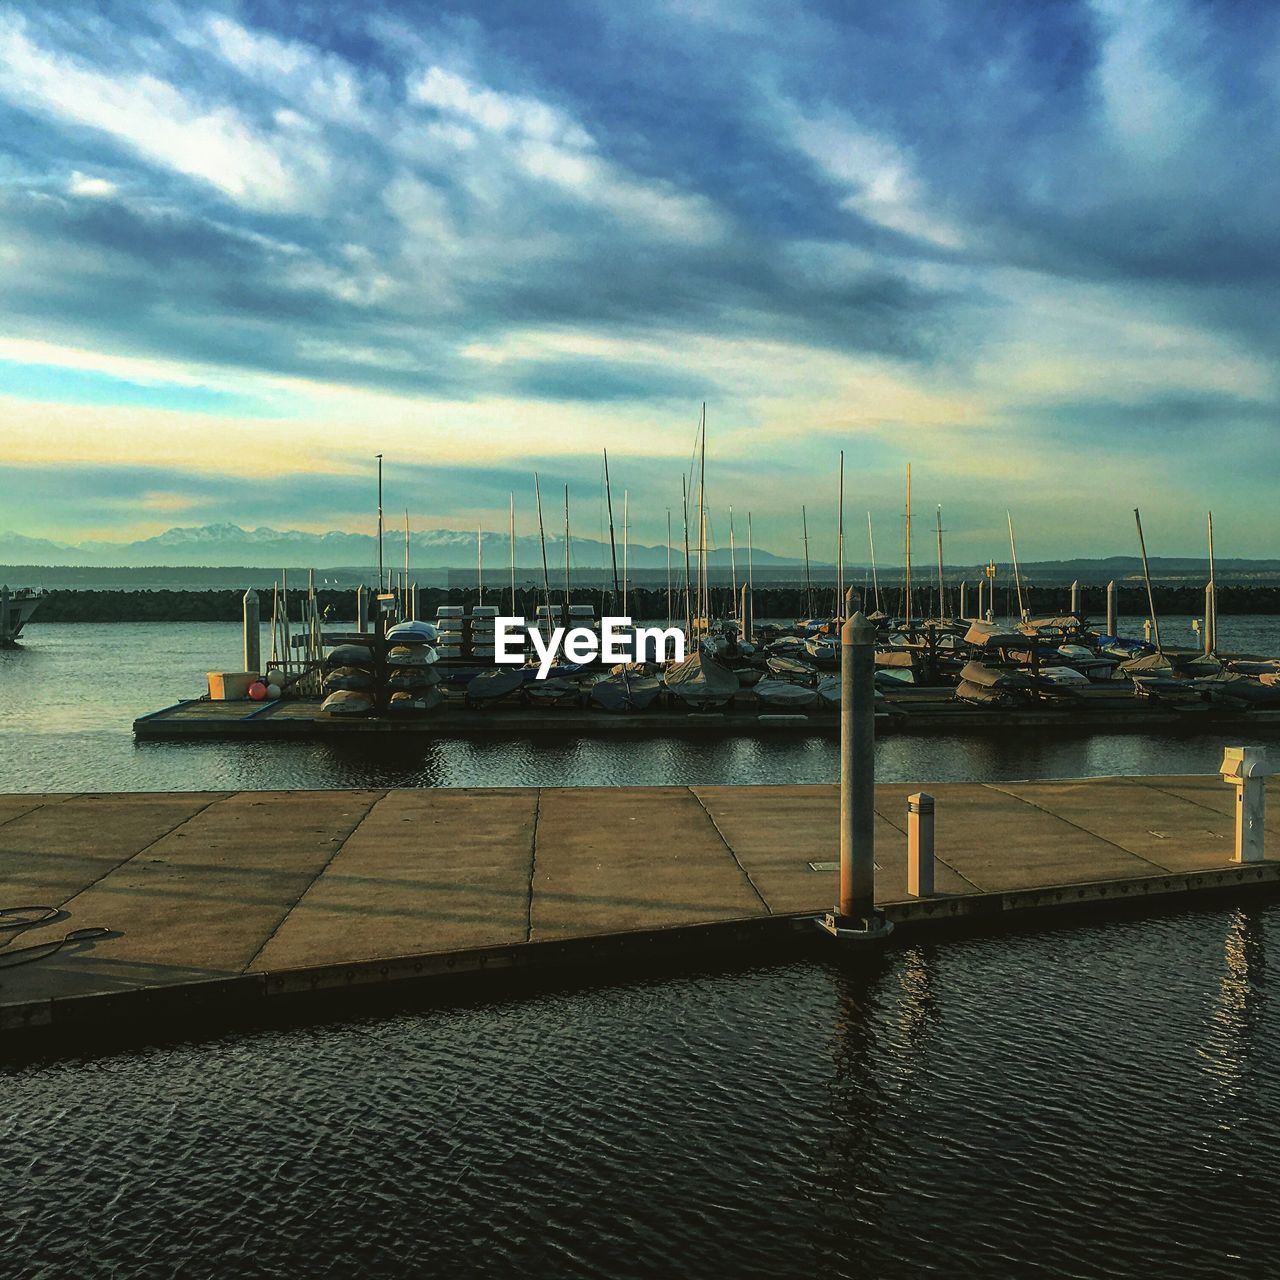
<box><xmin>1</xmin><ymin>584</ymin><xmax>9</xmax><ymax>645</ymax></box>
<box><xmin>740</xmin><ymin>583</ymin><xmax>753</xmax><ymax>641</ymax></box>
<box><xmin>1106</xmin><ymin>580</ymin><xmax>1118</xmax><ymax>636</ymax></box>
<box><xmin>356</xmin><ymin>585</ymin><xmax>368</xmax><ymax>633</ymax></box>
<box><xmin>1204</xmin><ymin>583</ymin><xmax>1216</xmax><ymax>656</ymax></box>
<box><xmin>242</xmin><ymin>588</ymin><xmax>260</xmax><ymax>675</ymax></box>
<box><xmin>819</xmin><ymin>611</ymin><xmax>892</xmax><ymax>941</ymax></box>
<box><xmin>907</xmin><ymin>792</ymin><xmax>935</xmax><ymax>897</ymax></box>
<box><xmin>958</xmin><ymin>580</ymin><xmax>968</xmax><ymax>619</ymax></box>
<box><xmin>1070</xmin><ymin>579</ymin><xmax>1082</xmax><ymax>616</ymax></box>
<box><xmin>410</xmin><ymin>582</ymin><xmax>419</xmax><ymax>622</ymax></box>
<box><xmin>843</xmin><ymin>585</ymin><xmax>856</xmax><ymax>622</ymax></box>
<box><xmin>1220</xmin><ymin>747</ymin><xmax>1273</xmax><ymax>863</ymax></box>
<box><xmin>975</xmin><ymin>578</ymin><xmax>984</xmax><ymax>622</ymax></box>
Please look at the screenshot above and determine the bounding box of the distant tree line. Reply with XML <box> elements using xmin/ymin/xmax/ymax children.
<box><xmin>26</xmin><ymin>581</ymin><xmax>1280</xmax><ymax>623</ymax></box>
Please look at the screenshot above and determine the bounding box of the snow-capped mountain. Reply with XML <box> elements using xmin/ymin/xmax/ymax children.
<box><xmin>0</xmin><ymin>523</ymin><xmax>799</xmax><ymax>569</ymax></box>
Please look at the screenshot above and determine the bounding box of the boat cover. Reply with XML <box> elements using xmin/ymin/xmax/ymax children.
<box><xmin>753</xmin><ymin>679</ymin><xmax>818</xmax><ymax>709</ymax></box>
<box><xmin>662</xmin><ymin>651</ymin><xmax>739</xmax><ymax>706</ymax></box>
<box><xmin>466</xmin><ymin>669</ymin><xmax>525</xmax><ymax>702</ymax></box>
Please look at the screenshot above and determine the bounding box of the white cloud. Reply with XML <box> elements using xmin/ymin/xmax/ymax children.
<box><xmin>783</xmin><ymin>107</ymin><xmax>965</xmax><ymax>250</ymax></box>
<box><xmin>191</xmin><ymin>14</ymin><xmax>366</xmax><ymax>126</ymax></box>
<box><xmin>408</xmin><ymin>63</ymin><xmax>722</xmax><ymax>242</ymax></box>
<box><xmin>0</xmin><ymin>15</ymin><xmax>328</xmax><ymax>210</ymax></box>
<box><xmin>1089</xmin><ymin>0</ymin><xmax>1210</xmax><ymax>164</ymax></box>
<box><xmin>68</xmin><ymin>170</ymin><xmax>115</xmax><ymax>197</ymax></box>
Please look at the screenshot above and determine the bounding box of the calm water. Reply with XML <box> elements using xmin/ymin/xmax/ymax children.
<box><xmin>3</xmin><ymin>620</ymin><xmax>1279</xmax><ymax>1276</ymax></box>
<box><xmin>4</xmin><ymin>908</ymin><xmax>1278</xmax><ymax>1277</ymax></box>
<box><xmin>0</xmin><ymin>617</ymin><xmax>1277</xmax><ymax>792</ymax></box>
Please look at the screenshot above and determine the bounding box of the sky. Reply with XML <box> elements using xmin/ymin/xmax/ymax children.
<box><xmin>0</xmin><ymin>0</ymin><xmax>1276</xmax><ymax>563</ymax></box>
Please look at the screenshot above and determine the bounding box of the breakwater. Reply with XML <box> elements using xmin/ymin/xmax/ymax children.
<box><xmin>24</xmin><ymin>582</ymin><xmax>1280</xmax><ymax>624</ymax></box>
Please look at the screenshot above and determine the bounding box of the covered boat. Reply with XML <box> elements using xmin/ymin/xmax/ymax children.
<box><xmin>526</xmin><ymin>676</ymin><xmax>582</xmax><ymax>706</ymax></box>
<box><xmin>766</xmin><ymin>654</ymin><xmax>817</xmax><ymax>682</ymax></box>
<box><xmin>662</xmin><ymin>650</ymin><xmax>739</xmax><ymax>708</ymax></box>
<box><xmin>386</xmin><ymin>619</ymin><xmax>440</xmax><ymax>644</ymax></box>
<box><xmin>963</xmin><ymin>620</ymin><xmax>1023</xmax><ymax>648</ymax></box>
<box><xmin>388</xmin><ymin>687</ymin><xmax>445</xmax><ymax>713</ymax></box>
<box><xmin>753</xmin><ymin>678</ymin><xmax>819</xmax><ymax>710</ymax></box>
<box><xmin>466</xmin><ymin>668</ymin><xmax>525</xmax><ymax>703</ymax></box>
<box><xmin>959</xmin><ymin>660</ymin><xmax>1032</xmax><ymax>690</ymax></box>
<box><xmin>590</xmin><ymin>664</ymin><xmax>662</xmax><ymax>712</ymax></box>
<box><xmin>321</xmin><ymin>689</ymin><xmax>374</xmax><ymax>716</ymax></box>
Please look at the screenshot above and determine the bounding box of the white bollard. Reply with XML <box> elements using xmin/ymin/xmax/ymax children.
<box><xmin>907</xmin><ymin>792</ymin><xmax>935</xmax><ymax>896</ymax></box>
<box><xmin>1070</xmin><ymin>580</ymin><xmax>1082</xmax><ymax>616</ymax></box>
<box><xmin>1106</xmin><ymin>580</ymin><xmax>1118</xmax><ymax>636</ymax></box>
<box><xmin>1220</xmin><ymin>747</ymin><xmax>1274</xmax><ymax>863</ymax></box>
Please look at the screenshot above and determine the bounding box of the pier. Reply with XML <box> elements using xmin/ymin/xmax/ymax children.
<box><xmin>2</xmin><ymin>774</ymin><xmax>1277</xmax><ymax>1046</ymax></box>
<box><xmin>131</xmin><ymin>689</ymin><xmax>1280</xmax><ymax>739</ymax></box>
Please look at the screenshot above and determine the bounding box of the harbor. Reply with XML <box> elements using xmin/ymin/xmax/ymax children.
<box><xmin>4</xmin><ymin>771</ymin><xmax>1276</xmax><ymax>1043</ymax></box>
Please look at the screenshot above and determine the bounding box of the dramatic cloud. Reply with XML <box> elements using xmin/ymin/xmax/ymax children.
<box><xmin>0</xmin><ymin>0</ymin><xmax>1276</xmax><ymax>558</ymax></box>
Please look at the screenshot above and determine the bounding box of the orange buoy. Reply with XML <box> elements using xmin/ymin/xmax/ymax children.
<box><xmin>248</xmin><ymin>680</ymin><xmax>268</xmax><ymax>701</ymax></box>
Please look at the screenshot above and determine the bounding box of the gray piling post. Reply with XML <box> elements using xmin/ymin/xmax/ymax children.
<box><xmin>242</xmin><ymin>588</ymin><xmax>260</xmax><ymax>675</ymax></box>
<box><xmin>1070</xmin><ymin>580</ymin><xmax>1082</xmax><ymax>616</ymax></box>
<box><xmin>1</xmin><ymin>584</ymin><xmax>9</xmax><ymax>645</ymax></box>
<box><xmin>1106</xmin><ymin>580</ymin><xmax>1117</xmax><ymax>636</ymax></box>
<box><xmin>1221</xmin><ymin>747</ymin><xmax>1272</xmax><ymax>863</ymax></box>
<box><xmin>819</xmin><ymin>611</ymin><xmax>892</xmax><ymax>941</ymax></box>
<box><xmin>1204</xmin><ymin>583</ymin><xmax>1215</xmax><ymax>655</ymax></box>
<box><xmin>907</xmin><ymin>792</ymin><xmax>935</xmax><ymax>897</ymax></box>
<box><xmin>843</xmin><ymin>584</ymin><xmax>856</xmax><ymax>622</ymax></box>
<box><xmin>975</xmin><ymin>578</ymin><xmax>983</xmax><ymax>622</ymax></box>
<box><xmin>356</xmin><ymin>585</ymin><xmax>368</xmax><ymax>633</ymax></box>
<box><xmin>958</xmin><ymin>581</ymin><xmax>968</xmax><ymax>619</ymax></box>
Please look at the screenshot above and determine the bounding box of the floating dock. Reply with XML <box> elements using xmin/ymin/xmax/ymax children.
<box><xmin>2</xmin><ymin>775</ymin><xmax>1277</xmax><ymax>1047</ymax></box>
<box><xmin>132</xmin><ymin>688</ymin><xmax>1280</xmax><ymax>739</ymax></box>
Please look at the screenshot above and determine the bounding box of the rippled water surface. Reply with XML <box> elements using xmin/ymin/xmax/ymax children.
<box><xmin>4</xmin><ymin>907</ymin><xmax>1279</xmax><ymax>1278</ymax></box>
<box><xmin>4</xmin><ymin>621</ymin><xmax>1280</xmax><ymax>1276</ymax></box>
<box><xmin>1</xmin><ymin>617</ymin><xmax>1278</xmax><ymax>792</ymax></box>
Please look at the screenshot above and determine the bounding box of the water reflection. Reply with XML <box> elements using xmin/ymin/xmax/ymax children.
<box><xmin>1199</xmin><ymin>907</ymin><xmax>1267</xmax><ymax>1092</ymax></box>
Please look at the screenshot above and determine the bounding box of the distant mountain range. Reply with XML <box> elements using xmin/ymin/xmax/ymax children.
<box><xmin>0</xmin><ymin>523</ymin><xmax>797</xmax><ymax>570</ymax></box>
<box><xmin>2</xmin><ymin>525</ymin><xmax>1277</xmax><ymax>585</ymax></box>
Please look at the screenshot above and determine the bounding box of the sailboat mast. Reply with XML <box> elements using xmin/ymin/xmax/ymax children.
<box><xmin>476</xmin><ymin>523</ymin><xmax>483</xmax><ymax>605</ymax></box>
<box><xmin>563</xmin><ymin>483</ymin><xmax>571</xmax><ymax>625</ymax></box>
<box><xmin>375</xmin><ymin>453</ymin><xmax>384</xmax><ymax>591</ymax></box>
<box><xmin>935</xmin><ymin>505</ymin><xmax>945</xmax><ymax>619</ymax></box>
<box><xmin>1134</xmin><ymin>507</ymin><xmax>1162</xmax><ymax>651</ymax></box>
<box><xmin>666</xmin><ymin>509</ymin><xmax>673</xmax><ymax>626</ymax></box>
<box><xmin>868</xmin><ymin>512</ymin><xmax>881</xmax><ymax>613</ymax></box>
<box><xmin>1007</xmin><ymin>511</ymin><xmax>1025</xmax><ymax>621</ymax></box>
<box><xmin>729</xmin><ymin>506</ymin><xmax>738</xmax><ymax>618</ymax></box>
<box><xmin>534</xmin><ymin>472</ymin><xmax>552</xmax><ymax>637</ymax></box>
<box><xmin>904</xmin><ymin>463</ymin><xmax>912</xmax><ymax>627</ymax></box>
<box><xmin>1208</xmin><ymin>511</ymin><xmax>1217</xmax><ymax>590</ymax></box>
<box><xmin>508</xmin><ymin>492</ymin><xmax>516</xmax><ymax>615</ymax></box>
<box><xmin>802</xmin><ymin>505</ymin><xmax>813</xmax><ymax>616</ymax></box>
<box><xmin>682</xmin><ymin>474</ymin><xmax>693</xmax><ymax>639</ymax></box>
<box><xmin>697</xmin><ymin>403</ymin><xmax>707</xmax><ymax>631</ymax></box>
<box><xmin>836</xmin><ymin>450</ymin><xmax>845</xmax><ymax>616</ymax></box>
<box><xmin>622</xmin><ymin>489</ymin><xmax>630</xmax><ymax>618</ymax></box>
<box><xmin>603</xmin><ymin>449</ymin><xmax>621</xmax><ymax>600</ymax></box>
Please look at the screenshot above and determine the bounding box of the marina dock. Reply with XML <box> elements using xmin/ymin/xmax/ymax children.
<box><xmin>132</xmin><ymin>689</ymin><xmax>1280</xmax><ymax>739</ymax></box>
<box><xmin>2</xmin><ymin>774</ymin><xmax>1277</xmax><ymax>1046</ymax></box>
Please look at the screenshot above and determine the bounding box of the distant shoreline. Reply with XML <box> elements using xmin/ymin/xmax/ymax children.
<box><xmin>19</xmin><ymin>584</ymin><xmax>1280</xmax><ymax>623</ymax></box>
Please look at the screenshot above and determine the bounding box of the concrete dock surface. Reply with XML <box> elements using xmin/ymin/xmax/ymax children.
<box><xmin>2</xmin><ymin>776</ymin><xmax>1278</xmax><ymax>1041</ymax></box>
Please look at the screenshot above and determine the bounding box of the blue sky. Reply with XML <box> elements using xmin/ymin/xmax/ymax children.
<box><xmin>0</xmin><ymin>0</ymin><xmax>1276</xmax><ymax>561</ymax></box>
